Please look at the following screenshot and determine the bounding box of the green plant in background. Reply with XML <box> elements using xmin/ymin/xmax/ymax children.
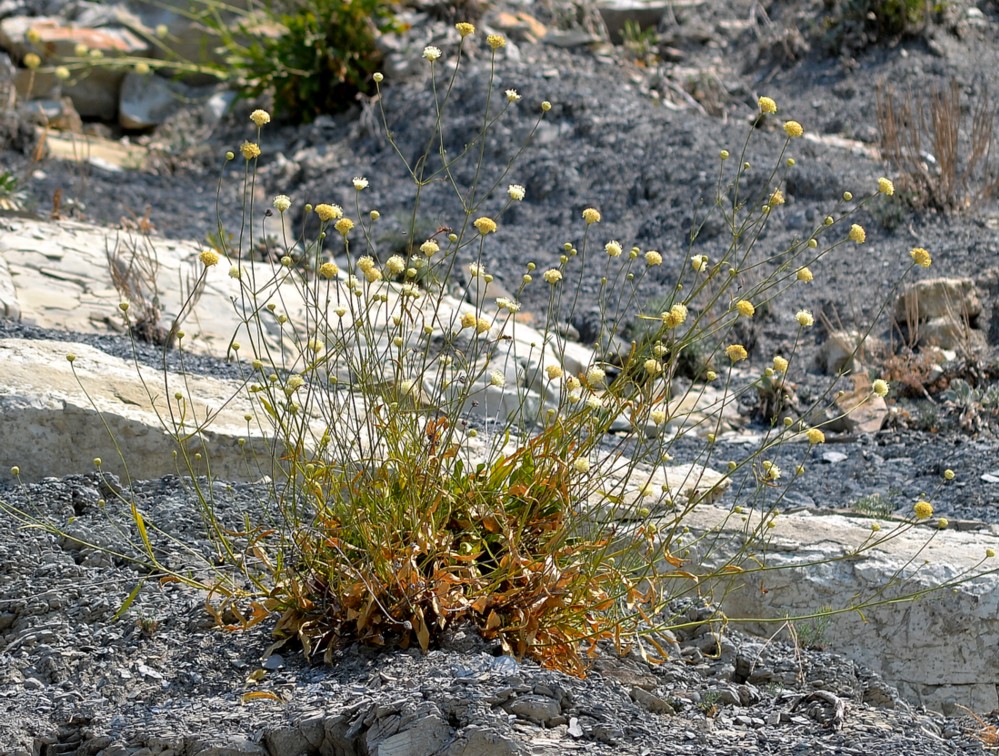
<box><xmin>199</xmin><ymin>0</ymin><xmax>405</xmax><ymax>123</ymax></box>
<box><xmin>851</xmin><ymin>490</ymin><xmax>900</xmax><ymax>518</ymax></box>
<box><xmin>18</xmin><ymin>0</ymin><xmax>405</xmax><ymax>125</ymax></box>
<box><xmin>5</xmin><ymin>24</ymin><xmax>996</xmax><ymax>679</ymax></box>
<box><xmin>0</xmin><ymin>170</ymin><xmax>29</xmax><ymax>213</ymax></box>
<box><xmin>791</xmin><ymin>606</ymin><xmax>833</xmax><ymax>650</ymax></box>
<box><xmin>822</xmin><ymin>0</ymin><xmax>947</xmax><ymax>50</ymax></box>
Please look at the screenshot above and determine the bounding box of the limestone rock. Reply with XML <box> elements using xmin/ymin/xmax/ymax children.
<box><xmin>0</xmin><ymin>338</ymin><xmax>274</xmax><ymax>483</ymax></box>
<box><xmin>823</xmin><ymin>373</ymin><xmax>888</xmax><ymax>435</ymax></box>
<box><xmin>893</xmin><ymin>277</ymin><xmax>986</xmax><ymax>353</ymax></box>
<box><xmin>698</xmin><ymin>504</ymin><xmax>999</xmax><ymax>714</ymax></box>
<box><xmin>894</xmin><ymin>277</ymin><xmax>982</xmax><ymax>323</ymax></box>
<box><xmin>818</xmin><ymin>329</ymin><xmax>882</xmax><ymax>375</ymax></box>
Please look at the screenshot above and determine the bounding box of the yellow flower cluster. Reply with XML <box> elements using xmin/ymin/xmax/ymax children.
<box><xmin>806</xmin><ymin>428</ymin><xmax>825</xmax><ymax>445</ymax></box>
<box><xmin>272</xmin><ymin>195</ymin><xmax>291</xmax><ymax>213</ymax></box>
<box><xmin>543</xmin><ymin>269</ymin><xmax>563</xmax><ymax>284</ymax></box>
<box><xmin>199</xmin><ymin>249</ymin><xmax>220</xmax><ymax>267</ymax></box>
<box><xmin>335</xmin><ymin>218</ymin><xmax>354</xmax><ymax>236</ymax></box>
<box><xmin>661</xmin><ymin>303</ymin><xmax>688</xmax><ymax>328</ymax></box>
<box><xmin>758</xmin><ymin>96</ymin><xmax>778</xmax><ymax>114</ymax></box>
<box><xmin>582</xmin><ymin>207</ymin><xmax>601</xmax><ymax>224</ymax></box>
<box><xmin>645</xmin><ymin>250</ymin><xmax>662</xmax><ymax>266</ymax></box>
<box><xmin>605</xmin><ymin>241</ymin><xmax>623</xmax><ymax>257</ymax></box>
<box><xmin>240</xmin><ymin>141</ymin><xmax>261</xmax><ymax>160</ymax></box>
<box><xmin>914</xmin><ymin>500</ymin><xmax>933</xmax><ymax>519</ymax></box>
<box><xmin>735</xmin><ymin>300</ymin><xmax>755</xmax><ymax>318</ymax></box>
<box><xmin>691</xmin><ymin>254</ymin><xmax>708</xmax><ymax>272</ymax></box>
<box><xmin>878</xmin><ymin>177</ymin><xmax>895</xmax><ymax>196</ymax></box>
<box><xmin>796</xmin><ymin>310</ymin><xmax>814</xmax><ymax>327</ymax></box>
<box><xmin>796</xmin><ymin>267</ymin><xmax>813</xmax><ymax>283</ymax></box>
<box><xmin>910</xmin><ymin>247</ymin><xmax>932</xmax><ymax>267</ymax></box>
<box><xmin>249</xmin><ymin>109</ymin><xmax>270</xmax><ymax>127</ymax></box>
<box><xmin>773</xmin><ymin>356</ymin><xmax>789</xmax><ymax>373</ymax></box>
<box><xmin>783</xmin><ymin>121</ymin><xmax>804</xmax><ymax>138</ymax></box>
<box><xmin>872</xmin><ymin>379</ymin><xmax>889</xmax><ymax>397</ymax></box>
<box><xmin>456</xmin><ymin>22</ymin><xmax>475</xmax><ymax>37</ymax></box>
<box><xmin>318</xmin><ymin>261</ymin><xmax>339</xmax><ymax>279</ymax></box>
<box><xmin>315</xmin><ymin>204</ymin><xmax>343</xmax><ymax>222</ymax></box>
<box><xmin>487</xmin><ymin>34</ymin><xmax>506</xmax><ymax>49</ymax></box>
<box><xmin>848</xmin><ymin>224</ymin><xmax>866</xmax><ymax>244</ymax></box>
<box><xmin>474</xmin><ymin>217</ymin><xmax>497</xmax><ymax>234</ymax></box>
<box><xmin>420</xmin><ymin>239</ymin><xmax>440</xmax><ymax>256</ymax></box>
<box><xmin>725</xmin><ymin>344</ymin><xmax>748</xmax><ymax>362</ymax></box>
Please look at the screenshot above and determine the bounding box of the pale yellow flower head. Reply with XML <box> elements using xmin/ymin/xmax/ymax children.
<box><xmin>910</xmin><ymin>247</ymin><xmax>932</xmax><ymax>268</ymax></box>
<box><xmin>487</xmin><ymin>34</ymin><xmax>506</xmax><ymax>49</ymax></box>
<box><xmin>474</xmin><ymin>217</ymin><xmax>497</xmax><ymax>235</ymax></box>
<box><xmin>773</xmin><ymin>356</ymin><xmax>789</xmax><ymax>374</ymax></box>
<box><xmin>505</xmin><ymin>89</ymin><xmax>521</xmax><ymax>103</ymax></box>
<box><xmin>796</xmin><ymin>310</ymin><xmax>814</xmax><ymax>327</ymax></box>
<box><xmin>806</xmin><ymin>428</ymin><xmax>825</xmax><ymax>445</ymax></box>
<box><xmin>249</xmin><ymin>109</ymin><xmax>271</xmax><ymax>127</ymax></box>
<box><xmin>23</xmin><ymin>52</ymin><xmax>41</xmax><ymax>70</ymax></box>
<box><xmin>645</xmin><ymin>250</ymin><xmax>663</xmax><ymax>266</ymax></box>
<box><xmin>420</xmin><ymin>239</ymin><xmax>440</xmax><ymax>256</ymax></box>
<box><xmin>272</xmin><ymin>195</ymin><xmax>291</xmax><ymax>213</ymax></box>
<box><xmin>650</xmin><ymin>409</ymin><xmax>667</xmax><ymax>425</ymax></box>
<box><xmin>318</xmin><ymin>261</ymin><xmax>339</xmax><ymax>279</ymax></box>
<box><xmin>460</xmin><ymin>312</ymin><xmax>477</xmax><ymax>330</ymax></box>
<box><xmin>691</xmin><ymin>254</ymin><xmax>708</xmax><ymax>272</ymax></box>
<box><xmin>455</xmin><ymin>22</ymin><xmax>475</xmax><ymax>38</ymax></box>
<box><xmin>352</xmin><ymin>177</ymin><xmax>368</xmax><ymax>191</ymax></box>
<box><xmin>605</xmin><ymin>241</ymin><xmax>623</xmax><ymax>257</ymax></box>
<box><xmin>586</xmin><ymin>365</ymin><xmax>606</xmax><ymax>386</ymax></box>
<box><xmin>545</xmin><ymin>364</ymin><xmax>564</xmax><ymax>380</ymax></box>
<box><xmin>796</xmin><ymin>266</ymin><xmax>813</xmax><ymax>283</ymax></box>
<box><xmin>199</xmin><ymin>249</ymin><xmax>220</xmax><ymax>267</ymax></box>
<box><xmin>582</xmin><ymin>207</ymin><xmax>601</xmax><ymax>225</ymax></box>
<box><xmin>240</xmin><ymin>141</ymin><xmax>261</xmax><ymax>160</ymax></box>
<box><xmin>872</xmin><ymin>379</ymin><xmax>889</xmax><ymax>397</ymax></box>
<box><xmin>914</xmin><ymin>500</ymin><xmax>933</xmax><ymax>520</ymax></box>
<box><xmin>725</xmin><ymin>344</ymin><xmax>748</xmax><ymax>362</ymax></box>
<box><xmin>334</xmin><ymin>218</ymin><xmax>354</xmax><ymax>236</ymax></box>
<box><xmin>315</xmin><ymin>203</ymin><xmax>343</xmax><ymax>222</ymax></box>
<box><xmin>783</xmin><ymin>120</ymin><xmax>804</xmax><ymax>138</ymax></box>
<box><xmin>878</xmin><ymin>177</ymin><xmax>895</xmax><ymax>196</ymax></box>
<box><xmin>735</xmin><ymin>300</ymin><xmax>755</xmax><ymax>318</ymax></box>
<box><xmin>385</xmin><ymin>255</ymin><xmax>406</xmax><ymax>276</ymax></box>
<box><xmin>758</xmin><ymin>96</ymin><xmax>777</xmax><ymax>114</ymax></box>
<box><xmin>662</xmin><ymin>303</ymin><xmax>688</xmax><ymax>329</ymax></box>
<box><xmin>848</xmin><ymin>224</ymin><xmax>866</xmax><ymax>244</ymax></box>
<box><xmin>423</xmin><ymin>45</ymin><xmax>442</xmax><ymax>62</ymax></box>
<box><xmin>507</xmin><ymin>184</ymin><xmax>525</xmax><ymax>201</ymax></box>
<box><xmin>543</xmin><ymin>268</ymin><xmax>563</xmax><ymax>284</ymax></box>
<box><xmin>573</xmin><ymin>457</ymin><xmax>591</xmax><ymax>474</ymax></box>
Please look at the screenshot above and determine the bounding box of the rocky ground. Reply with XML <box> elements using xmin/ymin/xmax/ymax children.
<box><xmin>2</xmin><ymin>0</ymin><xmax>999</xmax><ymax>753</ymax></box>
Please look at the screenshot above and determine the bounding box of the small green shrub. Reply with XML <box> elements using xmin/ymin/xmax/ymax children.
<box><xmin>822</xmin><ymin>0</ymin><xmax>944</xmax><ymax>51</ymax></box>
<box><xmin>202</xmin><ymin>0</ymin><xmax>404</xmax><ymax>123</ymax></box>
